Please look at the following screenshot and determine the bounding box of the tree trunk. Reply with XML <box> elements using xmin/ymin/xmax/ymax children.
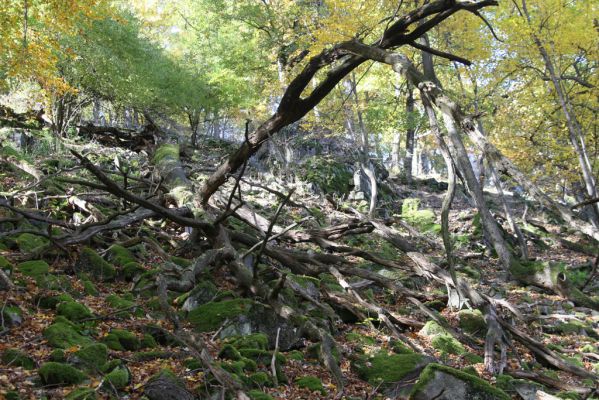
<box><xmin>404</xmin><ymin>84</ymin><xmax>415</xmax><ymax>182</ymax></box>
<box><xmin>521</xmin><ymin>0</ymin><xmax>599</xmax><ymax>225</ymax></box>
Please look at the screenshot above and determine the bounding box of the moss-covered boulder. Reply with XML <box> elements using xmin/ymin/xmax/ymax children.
<box><xmin>43</xmin><ymin>318</ymin><xmax>93</xmax><ymax>348</ymax></box>
<box><xmin>106</xmin><ymin>294</ymin><xmax>139</xmax><ymax>317</ymax></box>
<box><xmin>419</xmin><ymin>321</ymin><xmax>448</xmax><ymax>337</ymax></box>
<box><xmin>65</xmin><ymin>387</ymin><xmax>98</xmax><ymax>400</ymax></box>
<box><xmin>409</xmin><ymin>364</ymin><xmax>510</xmax><ymax>400</ymax></box>
<box><xmin>180</xmin><ymin>280</ymin><xmax>218</xmax><ymax>312</ymax></box>
<box><xmin>38</xmin><ymin>362</ymin><xmax>87</xmax><ymax>385</ymax></box>
<box><xmin>226</xmin><ymin>333</ymin><xmax>269</xmax><ymax>350</ymax></box>
<box><xmin>401</xmin><ymin>198</ymin><xmax>441</xmax><ymax>234</ymax></box>
<box><xmin>247</xmin><ymin>390</ymin><xmax>274</xmax><ymax>400</ymax></box>
<box><xmin>458</xmin><ymin>309</ymin><xmax>487</xmax><ymax>335</ymax></box>
<box><xmin>143</xmin><ymin>369</ymin><xmax>195</xmax><ymax>400</ymax></box>
<box><xmin>103</xmin><ymin>366</ymin><xmax>130</xmax><ymax>390</ymax></box>
<box><xmin>102</xmin><ymin>329</ymin><xmax>140</xmax><ymax>351</ymax></box>
<box><xmin>187</xmin><ymin>298</ymin><xmax>253</xmax><ymax>332</ymax></box>
<box><xmin>75</xmin><ymin>247</ymin><xmax>116</xmax><ymax>281</ymax></box>
<box><xmin>57</xmin><ymin>301</ymin><xmax>93</xmax><ymax>322</ymax></box>
<box><xmin>0</xmin><ymin>255</ymin><xmax>13</xmax><ymax>272</ymax></box>
<box><xmin>1</xmin><ymin>305</ymin><xmax>23</xmax><ymax>327</ymax></box>
<box><xmin>352</xmin><ymin>351</ymin><xmax>433</xmax><ymax>391</ymax></box>
<box><xmin>106</xmin><ymin>244</ymin><xmax>136</xmax><ymax>266</ymax></box>
<box><xmin>1</xmin><ymin>348</ymin><xmax>35</xmax><ymax>369</ymax></box>
<box><xmin>16</xmin><ymin>260</ymin><xmax>49</xmax><ymax>277</ymax></box>
<box><xmin>16</xmin><ymin>233</ymin><xmax>48</xmax><ymax>254</ymax></box>
<box><xmin>296</xmin><ymin>376</ymin><xmax>326</xmax><ymax>395</ymax></box>
<box><xmin>71</xmin><ymin>343</ymin><xmax>108</xmax><ymax>368</ymax></box>
<box><xmin>50</xmin><ymin>349</ymin><xmax>66</xmax><ymax>362</ymax></box>
<box><xmin>122</xmin><ymin>261</ymin><xmax>144</xmax><ymax>281</ymax></box>
<box><xmin>37</xmin><ymin>293</ymin><xmax>74</xmax><ymax>309</ymax></box>
<box><xmin>431</xmin><ymin>334</ymin><xmax>466</xmax><ymax>355</ymax></box>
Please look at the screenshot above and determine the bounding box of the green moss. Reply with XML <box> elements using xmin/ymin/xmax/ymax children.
<box><xmin>140</xmin><ymin>333</ymin><xmax>158</xmax><ymax>349</ymax></box>
<box><xmin>401</xmin><ymin>199</ymin><xmax>441</xmax><ymax>234</ymax></box>
<box><xmin>103</xmin><ymin>366</ymin><xmax>129</xmax><ymax>389</ymax></box>
<box><xmin>82</xmin><ymin>278</ymin><xmax>99</xmax><ymax>296</ymax></box>
<box><xmin>73</xmin><ymin>344</ymin><xmax>108</xmax><ymax>367</ymax></box>
<box><xmin>352</xmin><ymin>352</ymin><xmax>428</xmax><ymax>387</ymax></box>
<box><xmin>77</xmin><ymin>247</ymin><xmax>116</xmax><ymax>281</ymax></box>
<box><xmin>247</xmin><ymin>371</ymin><xmax>272</xmax><ymax>387</ymax></box>
<box><xmin>106</xmin><ymin>245</ymin><xmax>136</xmax><ymax>267</ymax></box>
<box><xmin>302</xmin><ymin>155</ymin><xmax>351</xmax><ymax>195</ymax></box>
<box><xmin>37</xmin><ymin>293</ymin><xmax>74</xmax><ymax>309</ymax></box>
<box><xmin>43</xmin><ymin>319</ymin><xmax>93</xmax><ymax>348</ymax></box>
<box><xmin>50</xmin><ymin>349</ymin><xmax>66</xmax><ymax>362</ymax></box>
<box><xmin>247</xmin><ymin>390</ymin><xmax>274</xmax><ymax>400</ymax></box>
<box><xmin>170</xmin><ymin>256</ymin><xmax>192</xmax><ymax>267</ymax></box>
<box><xmin>57</xmin><ymin>301</ymin><xmax>93</xmax><ymax>322</ymax></box>
<box><xmin>431</xmin><ymin>334</ymin><xmax>466</xmax><ymax>355</ymax></box>
<box><xmin>153</xmin><ymin>144</ymin><xmax>179</xmax><ymax>163</ymax></box>
<box><xmin>106</xmin><ymin>294</ymin><xmax>139</xmax><ymax>317</ymax></box>
<box><xmin>296</xmin><ymin>376</ymin><xmax>326</xmax><ymax>395</ymax></box>
<box><xmin>121</xmin><ymin>261</ymin><xmax>144</xmax><ymax>281</ymax></box>
<box><xmin>391</xmin><ymin>340</ymin><xmax>414</xmax><ymax>354</ymax></box>
<box><xmin>183</xmin><ymin>358</ymin><xmax>202</xmax><ymax>370</ymax></box>
<box><xmin>2</xmin><ymin>348</ymin><xmax>35</xmax><ymax>369</ymax></box>
<box><xmin>287</xmin><ymin>350</ymin><xmax>304</xmax><ymax>361</ymax></box>
<box><xmin>65</xmin><ymin>387</ymin><xmax>98</xmax><ymax>400</ymax></box>
<box><xmin>458</xmin><ymin>309</ymin><xmax>486</xmax><ymax>335</ymax></box>
<box><xmin>101</xmin><ymin>329</ymin><xmax>140</xmax><ymax>351</ymax></box>
<box><xmin>5</xmin><ymin>391</ymin><xmax>20</xmax><ymax>400</ymax></box>
<box><xmin>464</xmin><ymin>353</ymin><xmax>484</xmax><ymax>364</ymax></box>
<box><xmin>227</xmin><ymin>333</ymin><xmax>269</xmax><ymax>350</ymax></box>
<box><xmin>0</xmin><ymin>255</ymin><xmax>12</xmax><ymax>271</ymax></box>
<box><xmin>409</xmin><ymin>364</ymin><xmax>510</xmax><ymax>400</ymax></box>
<box><xmin>16</xmin><ymin>233</ymin><xmax>48</xmax><ymax>253</ymax></box>
<box><xmin>239</xmin><ymin>349</ymin><xmax>286</xmax><ymax>365</ymax></box>
<box><xmin>219</xmin><ymin>344</ymin><xmax>242</xmax><ymax>360</ymax></box>
<box><xmin>187</xmin><ymin>299</ymin><xmax>253</xmax><ymax>332</ymax></box>
<box><xmin>419</xmin><ymin>321</ymin><xmax>448</xmax><ymax>337</ymax></box>
<box><xmin>17</xmin><ymin>260</ymin><xmax>49</xmax><ymax>277</ymax></box>
<box><xmin>346</xmin><ymin>332</ymin><xmax>376</xmax><ymax>346</ymax></box>
<box><xmin>556</xmin><ymin>391</ymin><xmax>581</xmax><ymax>400</ymax></box>
<box><xmin>38</xmin><ymin>362</ymin><xmax>87</xmax><ymax>385</ymax></box>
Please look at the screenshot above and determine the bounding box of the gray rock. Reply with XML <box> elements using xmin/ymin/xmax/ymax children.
<box><xmin>144</xmin><ymin>371</ymin><xmax>195</xmax><ymax>400</ymax></box>
<box><xmin>410</xmin><ymin>364</ymin><xmax>509</xmax><ymax>400</ymax></box>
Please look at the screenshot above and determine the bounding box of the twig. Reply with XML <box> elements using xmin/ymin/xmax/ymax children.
<box><xmin>270</xmin><ymin>327</ymin><xmax>281</xmax><ymax>386</ymax></box>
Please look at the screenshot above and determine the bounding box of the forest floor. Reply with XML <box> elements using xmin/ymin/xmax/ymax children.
<box><xmin>0</xmin><ymin>128</ymin><xmax>597</xmax><ymax>400</ymax></box>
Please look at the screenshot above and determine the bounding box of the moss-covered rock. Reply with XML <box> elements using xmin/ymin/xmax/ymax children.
<box><xmin>50</xmin><ymin>349</ymin><xmax>66</xmax><ymax>362</ymax></box>
<box><xmin>16</xmin><ymin>260</ymin><xmax>49</xmax><ymax>277</ymax></box>
<box><xmin>72</xmin><ymin>343</ymin><xmax>108</xmax><ymax>368</ymax></box>
<box><xmin>296</xmin><ymin>376</ymin><xmax>326</xmax><ymax>395</ymax></box>
<box><xmin>43</xmin><ymin>318</ymin><xmax>93</xmax><ymax>348</ymax></box>
<box><xmin>171</xmin><ymin>256</ymin><xmax>192</xmax><ymax>267</ymax></box>
<box><xmin>65</xmin><ymin>387</ymin><xmax>98</xmax><ymax>400</ymax></box>
<box><xmin>346</xmin><ymin>332</ymin><xmax>376</xmax><ymax>346</ymax></box>
<box><xmin>103</xmin><ymin>366</ymin><xmax>130</xmax><ymax>389</ymax></box>
<box><xmin>16</xmin><ymin>233</ymin><xmax>48</xmax><ymax>253</ymax></box>
<box><xmin>0</xmin><ymin>255</ymin><xmax>13</xmax><ymax>272</ymax></box>
<box><xmin>106</xmin><ymin>294</ymin><xmax>139</xmax><ymax>317</ymax></box>
<box><xmin>106</xmin><ymin>244</ymin><xmax>136</xmax><ymax>266</ymax></box>
<box><xmin>81</xmin><ymin>277</ymin><xmax>99</xmax><ymax>296</ymax></box>
<box><xmin>401</xmin><ymin>198</ymin><xmax>441</xmax><ymax>234</ymax></box>
<box><xmin>239</xmin><ymin>349</ymin><xmax>286</xmax><ymax>366</ymax></box>
<box><xmin>227</xmin><ymin>333</ymin><xmax>269</xmax><ymax>350</ymax></box>
<box><xmin>419</xmin><ymin>321</ymin><xmax>448</xmax><ymax>337</ymax></box>
<box><xmin>38</xmin><ymin>362</ymin><xmax>87</xmax><ymax>385</ymax></box>
<box><xmin>287</xmin><ymin>350</ymin><xmax>304</xmax><ymax>361</ymax></box>
<box><xmin>1</xmin><ymin>348</ymin><xmax>35</xmax><ymax>369</ymax></box>
<box><xmin>352</xmin><ymin>351</ymin><xmax>432</xmax><ymax>389</ymax></box>
<box><xmin>102</xmin><ymin>329</ymin><xmax>140</xmax><ymax>351</ymax></box>
<box><xmin>1</xmin><ymin>305</ymin><xmax>23</xmax><ymax>327</ymax></box>
<box><xmin>458</xmin><ymin>309</ymin><xmax>486</xmax><ymax>335</ymax></box>
<box><xmin>431</xmin><ymin>334</ymin><xmax>466</xmax><ymax>355</ymax></box>
<box><xmin>187</xmin><ymin>299</ymin><xmax>253</xmax><ymax>332</ymax></box>
<box><xmin>409</xmin><ymin>364</ymin><xmax>510</xmax><ymax>400</ymax></box>
<box><xmin>247</xmin><ymin>390</ymin><xmax>274</xmax><ymax>400</ymax></box>
<box><xmin>122</xmin><ymin>261</ymin><xmax>144</xmax><ymax>281</ymax></box>
<box><xmin>247</xmin><ymin>371</ymin><xmax>272</xmax><ymax>387</ymax></box>
<box><xmin>75</xmin><ymin>247</ymin><xmax>116</xmax><ymax>281</ymax></box>
<box><xmin>57</xmin><ymin>301</ymin><xmax>93</xmax><ymax>322</ymax></box>
<box><xmin>37</xmin><ymin>293</ymin><xmax>74</xmax><ymax>309</ymax></box>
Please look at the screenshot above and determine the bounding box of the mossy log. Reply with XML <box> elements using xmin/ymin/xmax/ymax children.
<box><xmin>510</xmin><ymin>260</ymin><xmax>599</xmax><ymax>310</ymax></box>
